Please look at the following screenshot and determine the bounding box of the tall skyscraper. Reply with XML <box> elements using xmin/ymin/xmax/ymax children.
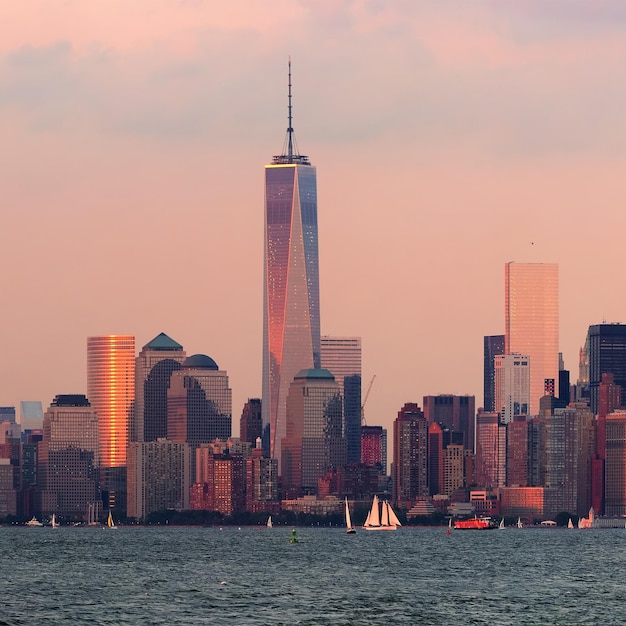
<box><xmin>392</xmin><ymin>403</ymin><xmax>428</xmax><ymax>507</ymax></box>
<box><xmin>280</xmin><ymin>369</ymin><xmax>344</xmax><ymax>498</ymax></box>
<box><xmin>588</xmin><ymin>323</ymin><xmax>626</xmax><ymax>415</ymax></box>
<box><xmin>134</xmin><ymin>333</ymin><xmax>186</xmax><ymax>443</ymax></box>
<box><xmin>167</xmin><ymin>354</ymin><xmax>232</xmax><ymax>446</ymax></box>
<box><xmin>39</xmin><ymin>394</ymin><xmax>100</xmax><ymax>519</ymax></box>
<box><xmin>240</xmin><ymin>399</ymin><xmax>263</xmax><ymax>446</ymax></box>
<box><xmin>505</xmin><ymin>262</ymin><xmax>559</xmax><ymax>416</ymax></box>
<box><xmin>321</xmin><ymin>337</ymin><xmax>362</xmax><ymax>465</ymax></box>
<box><xmin>87</xmin><ymin>335</ymin><xmax>135</xmax><ymax>511</ymax></box>
<box><xmin>263</xmin><ymin>62</ymin><xmax>321</xmax><ymax>465</ymax></box>
<box><xmin>484</xmin><ymin>335</ymin><xmax>505</xmax><ymax>413</ymax></box>
<box><xmin>422</xmin><ymin>395</ymin><xmax>476</xmax><ymax>452</ymax></box>
<box><xmin>494</xmin><ymin>353</ymin><xmax>530</xmax><ymax>423</ymax></box>
<box><xmin>604</xmin><ymin>411</ymin><xmax>626</xmax><ymax>516</ymax></box>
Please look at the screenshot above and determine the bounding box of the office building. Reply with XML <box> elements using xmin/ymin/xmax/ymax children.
<box><xmin>20</xmin><ymin>401</ymin><xmax>43</xmax><ymax>430</ymax></box>
<box><xmin>474</xmin><ymin>411</ymin><xmax>506</xmax><ymax>488</ymax></box>
<box><xmin>281</xmin><ymin>369</ymin><xmax>344</xmax><ymax>498</ymax></box>
<box><xmin>494</xmin><ymin>353</ymin><xmax>530</xmax><ymax>424</ymax></box>
<box><xmin>246</xmin><ymin>443</ymin><xmax>279</xmax><ymax>513</ymax></box>
<box><xmin>588</xmin><ymin>323</ymin><xmax>626</xmax><ymax>415</ymax></box>
<box><xmin>484</xmin><ymin>335</ymin><xmax>505</xmax><ymax>413</ymax></box>
<box><xmin>240</xmin><ymin>399</ymin><xmax>263</xmax><ymax>446</ymax></box>
<box><xmin>604</xmin><ymin>411</ymin><xmax>626</xmax><ymax>516</ymax></box>
<box><xmin>39</xmin><ymin>395</ymin><xmax>99</xmax><ymax>520</ymax></box>
<box><xmin>87</xmin><ymin>335</ymin><xmax>135</xmax><ymax>511</ymax></box>
<box><xmin>134</xmin><ymin>333</ymin><xmax>186</xmax><ymax>442</ymax></box>
<box><xmin>361</xmin><ymin>425</ymin><xmax>387</xmax><ymax>472</ymax></box>
<box><xmin>167</xmin><ymin>354</ymin><xmax>232</xmax><ymax>446</ymax></box>
<box><xmin>126</xmin><ymin>439</ymin><xmax>191</xmax><ymax>520</ymax></box>
<box><xmin>505</xmin><ymin>262</ymin><xmax>559</xmax><ymax>416</ymax></box>
<box><xmin>393</xmin><ymin>403</ymin><xmax>428</xmax><ymax>507</ymax></box>
<box><xmin>422</xmin><ymin>395</ymin><xmax>475</xmax><ymax>452</ymax></box>
<box><xmin>263</xmin><ymin>63</ymin><xmax>321</xmax><ymax>465</ymax></box>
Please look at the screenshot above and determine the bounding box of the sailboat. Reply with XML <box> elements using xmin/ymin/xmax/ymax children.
<box><xmin>498</xmin><ymin>518</ymin><xmax>505</xmax><ymax>530</ymax></box>
<box><xmin>567</xmin><ymin>518</ymin><xmax>574</xmax><ymax>529</ymax></box>
<box><xmin>266</xmin><ymin>515</ymin><xmax>273</xmax><ymax>529</ymax></box>
<box><xmin>363</xmin><ymin>495</ymin><xmax>401</xmax><ymax>531</ymax></box>
<box><xmin>345</xmin><ymin>497</ymin><xmax>356</xmax><ymax>534</ymax></box>
<box><xmin>107</xmin><ymin>511</ymin><xmax>117</xmax><ymax>529</ymax></box>
<box><xmin>516</xmin><ymin>517</ymin><xmax>523</xmax><ymax>529</ymax></box>
<box><xmin>51</xmin><ymin>513</ymin><xmax>58</xmax><ymax>529</ymax></box>
<box><xmin>26</xmin><ymin>516</ymin><xmax>43</xmax><ymax>527</ymax></box>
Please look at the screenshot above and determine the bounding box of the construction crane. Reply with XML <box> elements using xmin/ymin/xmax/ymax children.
<box><xmin>361</xmin><ymin>374</ymin><xmax>376</xmax><ymax>425</ymax></box>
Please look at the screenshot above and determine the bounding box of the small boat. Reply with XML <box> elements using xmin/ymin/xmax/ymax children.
<box><xmin>107</xmin><ymin>511</ymin><xmax>117</xmax><ymax>529</ymax></box>
<box><xmin>516</xmin><ymin>517</ymin><xmax>523</xmax><ymax>529</ymax></box>
<box><xmin>499</xmin><ymin>518</ymin><xmax>505</xmax><ymax>530</ymax></box>
<box><xmin>26</xmin><ymin>516</ymin><xmax>43</xmax><ymax>527</ymax></box>
<box><xmin>446</xmin><ymin>518</ymin><xmax>452</xmax><ymax>535</ymax></box>
<box><xmin>453</xmin><ymin>516</ymin><xmax>497</xmax><ymax>530</ymax></box>
<box><xmin>51</xmin><ymin>513</ymin><xmax>58</xmax><ymax>529</ymax></box>
<box><xmin>345</xmin><ymin>497</ymin><xmax>356</xmax><ymax>534</ymax></box>
<box><xmin>363</xmin><ymin>495</ymin><xmax>401</xmax><ymax>531</ymax></box>
<box><xmin>267</xmin><ymin>515</ymin><xmax>273</xmax><ymax>529</ymax></box>
<box><xmin>567</xmin><ymin>518</ymin><xmax>574</xmax><ymax>529</ymax></box>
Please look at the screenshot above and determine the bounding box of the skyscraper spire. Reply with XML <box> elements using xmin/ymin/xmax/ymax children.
<box><xmin>273</xmin><ymin>58</ymin><xmax>310</xmax><ymax>165</ymax></box>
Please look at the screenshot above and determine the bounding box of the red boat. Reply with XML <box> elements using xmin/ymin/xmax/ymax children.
<box><xmin>453</xmin><ymin>516</ymin><xmax>497</xmax><ymax>530</ymax></box>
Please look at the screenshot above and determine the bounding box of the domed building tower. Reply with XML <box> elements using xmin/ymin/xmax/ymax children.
<box><xmin>167</xmin><ymin>354</ymin><xmax>232</xmax><ymax>446</ymax></box>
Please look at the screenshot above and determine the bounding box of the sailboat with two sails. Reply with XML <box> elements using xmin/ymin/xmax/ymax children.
<box><xmin>363</xmin><ymin>495</ymin><xmax>401</xmax><ymax>531</ymax></box>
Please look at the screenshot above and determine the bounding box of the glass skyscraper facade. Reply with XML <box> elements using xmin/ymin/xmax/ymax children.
<box><xmin>505</xmin><ymin>262</ymin><xmax>559</xmax><ymax>417</ymax></box>
<box><xmin>262</xmin><ymin>65</ymin><xmax>321</xmax><ymax>465</ymax></box>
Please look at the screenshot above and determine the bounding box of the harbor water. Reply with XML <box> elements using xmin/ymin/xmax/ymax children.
<box><xmin>0</xmin><ymin>525</ymin><xmax>623</xmax><ymax>625</ymax></box>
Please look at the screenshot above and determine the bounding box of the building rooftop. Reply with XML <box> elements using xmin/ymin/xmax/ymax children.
<box><xmin>294</xmin><ymin>368</ymin><xmax>335</xmax><ymax>381</ymax></box>
<box><xmin>143</xmin><ymin>332</ymin><xmax>183</xmax><ymax>351</ymax></box>
<box><xmin>182</xmin><ymin>354</ymin><xmax>219</xmax><ymax>370</ymax></box>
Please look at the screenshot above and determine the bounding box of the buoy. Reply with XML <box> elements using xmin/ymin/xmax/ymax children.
<box><xmin>289</xmin><ymin>528</ymin><xmax>298</xmax><ymax>544</ymax></box>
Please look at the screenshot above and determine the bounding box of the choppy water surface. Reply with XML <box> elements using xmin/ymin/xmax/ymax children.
<box><xmin>1</xmin><ymin>525</ymin><xmax>624</xmax><ymax>625</ymax></box>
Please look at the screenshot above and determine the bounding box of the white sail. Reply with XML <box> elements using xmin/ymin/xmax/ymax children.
<box><xmin>107</xmin><ymin>511</ymin><xmax>117</xmax><ymax>529</ymax></box>
<box><xmin>51</xmin><ymin>513</ymin><xmax>58</xmax><ymax>528</ymax></box>
<box><xmin>267</xmin><ymin>516</ymin><xmax>272</xmax><ymax>528</ymax></box>
<box><xmin>567</xmin><ymin>518</ymin><xmax>574</xmax><ymax>529</ymax></box>
<box><xmin>499</xmin><ymin>518</ymin><xmax>505</xmax><ymax>529</ymax></box>
<box><xmin>345</xmin><ymin>498</ymin><xmax>356</xmax><ymax>533</ymax></box>
<box><xmin>517</xmin><ymin>517</ymin><xmax>523</xmax><ymax>529</ymax></box>
<box><xmin>381</xmin><ymin>501</ymin><xmax>390</xmax><ymax>526</ymax></box>
<box><xmin>386</xmin><ymin>502</ymin><xmax>402</xmax><ymax>527</ymax></box>
<box><xmin>368</xmin><ymin>495</ymin><xmax>381</xmax><ymax>527</ymax></box>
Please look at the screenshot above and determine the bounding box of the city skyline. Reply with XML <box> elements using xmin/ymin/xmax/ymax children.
<box><xmin>2</xmin><ymin>2</ymin><xmax>626</xmax><ymax>438</ymax></box>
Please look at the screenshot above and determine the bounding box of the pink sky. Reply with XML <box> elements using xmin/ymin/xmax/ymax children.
<box><xmin>1</xmin><ymin>1</ymin><xmax>626</xmax><ymax>434</ymax></box>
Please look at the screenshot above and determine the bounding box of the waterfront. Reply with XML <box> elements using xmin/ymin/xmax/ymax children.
<box><xmin>1</xmin><ymin>525</ymin><xmax>624</xmax><ymax>625</ymax></box>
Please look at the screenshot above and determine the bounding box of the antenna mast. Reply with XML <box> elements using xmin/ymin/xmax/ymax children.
<box><xmin>287</xmin><ymin>57</ymin><xmax>293</xmax><ymax>161</ymax></box>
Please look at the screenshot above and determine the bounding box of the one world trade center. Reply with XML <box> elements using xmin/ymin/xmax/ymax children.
<box><xmin>262</xmin><ymin>61</ymin><xmax>321</xmax><ymax>464</ymax></box>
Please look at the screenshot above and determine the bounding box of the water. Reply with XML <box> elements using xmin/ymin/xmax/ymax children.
<box><xmin>0</xmin><ymin>525</ymin><xmax>623</xmax><ymax>625</ymax></box>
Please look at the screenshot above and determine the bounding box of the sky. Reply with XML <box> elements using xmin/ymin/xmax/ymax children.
<box><xmin>2</xmin><ymin>0</ymin><xmax>626</xmax><ymax>436</ymax></box>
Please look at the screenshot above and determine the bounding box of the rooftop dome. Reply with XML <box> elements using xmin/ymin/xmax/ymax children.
<box><xmin>182</xmin><ymin>354</ymin><xmax>219</xmax><ymax>370</ymax></box>
<box><xmin>294</xmin><ymin>368</ymin><xmax>335</xmax><ymax>381</ymax></box>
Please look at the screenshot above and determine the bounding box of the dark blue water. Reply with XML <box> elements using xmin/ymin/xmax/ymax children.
<box><xmin>0</xmin><ymin>525</ymin><xmax>623</xmax><ymax>625</ymax></box>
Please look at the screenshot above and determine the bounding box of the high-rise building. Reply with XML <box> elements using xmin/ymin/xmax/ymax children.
<box><xmin>505</xmin><ymin>262</ymin><xmax>559</xmax><ymax>416</ymax></box>
<box><xmin>474</xmin><ymin>411</ymin><xmax>505</xmax><ymax>488</ymax></box>
<box><xmin>126</xmin><ymin>439</ymin><xmax>191</xmax><ymax>520</ymax></box>
<box><xmin>320</xmin><ymin>337</ymin><xmax>361</xmax><ymax>388</ymax></box>
<box><xmin>604</xmin><ymin>411</ymin><xmax>626</xmax><ymax>516</ymax></box>
<box><xmin>191</xmin><ymin>444</ymin><xmax>245</xmax><ymax>516</ymax></box>
<box><xmin>20</xmin><ymin>401</ymin><xmax>43</xmax><ymax>430</ymax></box>
<box><xmin>392</xmin><ymin>403</ymin><xmax>428</xmax><ymax>507</ymax></box>
<box><xmin>506</xmin><ymin>417</ymin><xmax>530</xmax><ymax>487</ymax></box>
<box><xmin>588</xmin><ymin>323</ymin><xmax>626</xmax><ymax>415</ymax></box>
<box><xmin>87</xmin><ymin>335</ymin><xmax>135</xmax><ymax>511</ymax></box>
<box><xmin>263</xmin><ymin>63</ymin><xmax>321</xmax><ymax>465</ymax></box>
<box><xmin>422</xmin><ymin>395</ymin><xmax>476</xmax><ymax>452</ymax></box>
<box><xmin>39</xmin><ymin>395</ymin><xmax>99</xmax><ymax>520</ymax></box>
<box><xmin>134</xmin><ymin>333</ymin><xmax>186</xmax><ymax>443</ymax></box>
<box><xmin>246</xmin><ymin>442</ymin><xmax>279</xmax><ymax>512</ymax></box>
<box><xmin>361</xmin><ymin>425</ymin><xmax>387</xmax><ymax>472</ymax></box>
<box><xmin>321</xmin><ymin>336</ymin><xmax>362</xmax><ymax>465</ymax></box>
<box><xmin>494</xmin><ymin>353</ymin><xmax>530</xmax><ymax>424</ymax></box>
<box><xmin>484</xmin><ymin>335</ymin><xmax>505</xmax><ymax>413</ymax></box>
<box><xmin>240</xmin><ymin>399</ymin><xmax>263</xmax><ymax>446</ymax></box>
<box><xmin>167</xmin><ymin>354</ymin><xmax>232</xmax><ymax>446</ymax></box>
<box><xmin>280</xmin><ymin>369</ymin><xmax>344</xmax><ymax>498</ymax></box>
